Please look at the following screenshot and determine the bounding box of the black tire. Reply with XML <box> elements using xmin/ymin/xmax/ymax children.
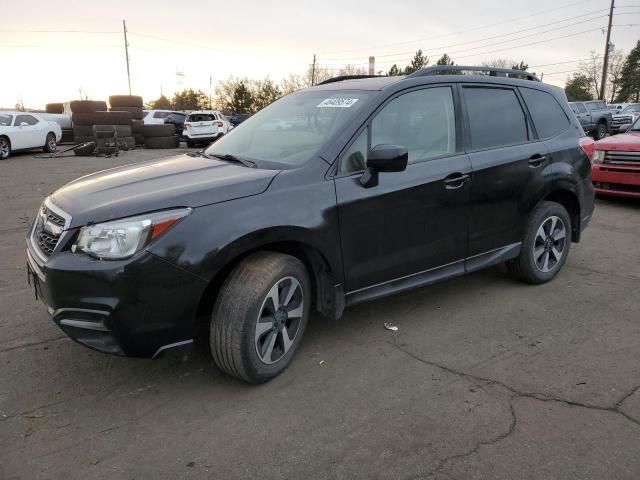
<box><xmin>73</xmin><ymin>142</ymin><xmax>96</xmax><ymax>156</ymax></box>
<box><xmin>72</xmin><ymin>125</ymin><xmax>94</xmax><ymax>137</ymax></box>
<box><xmin>507</xmin><ymin>201</ymin><xmax>572</xmax><ymax>284</ymax></box>
<box><xmin>0</xmin><ymin>136</ymin><xmax>11</xmax><ymax>160</ymax></box>
<box><xmin>593</xmin><ymin>121</ymin><xmax>607</xmax><ymax>140</ymax></box>
<box><xmin>69</xmin><ymin>100</ymin><xmax>108</xmax><ymax>114</ymax></box>
<box><xmin>45</xmin><ymin>103</ymin><xmax>64</xmax><ymax>114</ymax></box>
<box><xmin>141</xmin><ymin>124</ymin><xmax>175</xmax><ymax>137</ymax></box>
<box><xmin>109</xmin><ymin>107</ymin><xmax>144</xmax><ymax>120</ymax></box>
<box><xmin>210</xmin><ymin>252</ymin><xmax>311</xmax><ymax>383</ymax></box>
<box><xmin>144</xmin><ymin>135</ymin><xmax>179</xmax><ymax>149</ymax></box>
<box><xmin>133</xmin><ymin>133</ymin><xmax>145</xmax><ymax>146</ymax></box>
<box><xmin>92</xmin><ymin>125</ymin><xmax>132</xmax><ymax>138</ymax></box>
<box><xmin>108</xmin><ymin>95</ymin><xmax>144</xmax><ymax>108</ymax></box>
<box><xmin>131</xmin><ymin>119</ymin><xmax>144</xmax><ymax>134</ymax></box>
<box><xmin>186</xmin><ymin>140</ymin><xmax>195</xmax><ymax>148</ymax></box>
<box><xmin>43</xmin><ymin>132</ymin><xmax>57</xmax><ymax>153</ymax></box>
<box><xmin>72</xmin><ymin>111</ymin><xmax>132</xmax><ymax>126</ymax></box>
<box><xmin>74</xmin><ymin>135</ymin><xmax>95</xmax><ymax>144</ymax></box>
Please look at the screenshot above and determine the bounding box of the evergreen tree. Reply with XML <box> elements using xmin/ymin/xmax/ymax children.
<box><xmin>387</xmin><ymin>64</ymin><xmax>401</xmax><ymax>76</ymax></box>
<box><xmin>564</xmin><ymin>73</ymin><xmax>593</xmax><ymax>101</ymax></box>
<box><xmin>231</xmin><ymin>82</ymin><xmax>254</xmax><ymax>114</ymax></box>
<box><xmin>614</xmin><ymin>40</ymin><xmax>640</xmax><ymax>102</ymax></box>
<box><xmin>147</xmin><ymin>95</ymin><xmax>171</xmax><ymax>109</ymax></box>
<box><xmin>436</xmin><ymin>54</ymin><xmax>454</xmax><ymax>66</ymax></box>
<box><xmin>511</xmin><ymin>61</ymin><xmax>529</xmax><ymax>71</ymax></box>
<box><xmin>403</xmin><ymin>50</ymin><xmax>428</xmax><ymax>75</ymax></box>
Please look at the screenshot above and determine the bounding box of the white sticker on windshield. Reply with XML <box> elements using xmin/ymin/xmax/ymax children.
<box><xmin>317</xmin><ymin>98</ymin><xmax>359</xmax><ymax>108</ymax></box>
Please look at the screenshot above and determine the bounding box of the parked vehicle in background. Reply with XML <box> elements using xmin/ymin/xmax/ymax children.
<box><xmin>0</xmin><ymin>111</ymin><xmax>62</xmax><ymax>159</ymax></box>
<box><xmin>26</xmin><ymin>66</ymin><xmax>594</xmax><ymax>384</ymax></box>
<box><xmin>610</xmin><ymin>104</ymin><xmax>640</xmax><ymax>135</ymax></box>
<box><xmin>608</xmin><ymin>103</ymin><xmax>631</xmax><ymax>113</ymax></box>
<box><xmin>183</xmin><ymin>110</ymin><xmax>231</xmax><ymax>147</ymax></box>
<box><xmin>592</xmin><ymin>116</ymin><xmax>640</xmax><ymax>198</ymax></box>
<box><xmin>143</xmin><ymin>110</ymin><xmax>184</xmax><ymax>125</ymax></box>
<box><xmin>569</xmin><ymin>100</ymin><xmax>612</xmax><ymax>140</ymax></box>
<box><xmin>230</xmin><ymin>113</ymin><xmax>251</xmax><ymax>126</ymax></box>
<box><xmin>164</xmin><ymin>112</ymin><xmax>187</xmax><ymax>137</ymax></box>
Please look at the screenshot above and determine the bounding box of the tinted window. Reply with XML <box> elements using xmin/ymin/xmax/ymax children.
<box><xmin>15</xmin><ymin>114</ymin><xmax>38</xmax><ymax>126</ymax></box>
<box><xmin>340</xmin><ymin>128</ymin><xmax>368</xmax><ymax>173</ymax></box>
<box><xmin>188</xmin><ymin>113</ymin><xmax>215</xmax><ymax>122</ymax></box>
<box><xmin>622</xmin><ymin>104</ymin><xmax>640</xmax><ymax>113</ymax></box>
<box><xmin>576</xmin><ymin>103</ymin><xmax>587</xmax><ymax>114</ymax></box>
<box><xmin>0</xmin><ymin>114</ymin><xmax>12</xmax><ymax>126</ymax></box>
<box><xmin>371</xmin><ymin>87</ymin><xmax>456</xmax><ymax>164</ymax></box>
<box><xmin>521</xmin><ymin>88</ymin><xmax>570</xmax><ymax>139</ymax></box>
<box><xmin>586</xmin><ymin>101</ymin><xmax>605</xmax><ymax>111</ymax></box>
<box><xmin>153</xmin><ymin>111</ymin><xmax>170</xmax><ymax>119</ymax></box>
<box><xmin>464</xmin><ymin>88</ymin><xmax>528</xmax><ymax>150</ymax></box>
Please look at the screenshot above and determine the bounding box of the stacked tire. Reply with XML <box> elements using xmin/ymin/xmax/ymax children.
<box><xmin>109</xmin><ymin>96</ymin><xmax>145</xmax><ymax>146</ymax></box>
<box><xmin>45</xmin><ymin>103</ymin><xmax>64</xmax><ymax>114</ymax></box>
<box><xmin>70</xmin><ymin>100</ymin><xmax>108</xmax><ymax>144</ymax></box>
<box><xmin>142</xmin><ymin>124</ymin><xmax>180</xmax><ymax>149</ymax></box>
<box><xmin>73</xmin><ymin>110</ymin><xmax>134</xmax><ymax>150</ymax></box>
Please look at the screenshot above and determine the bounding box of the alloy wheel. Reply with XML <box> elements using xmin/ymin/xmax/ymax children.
<box><xmin>47</xmin><ymin>133</ymin><xmax>56</xmax><ymax>152</ymax></box>
<box><xmin>0</xmin><ymin>138</ymin><xmax>9</xmax><ymax>159</ymax></box>
<box><xmin>254</xmin><ymin>276</ymin><xmax>304</xmax><ymax>365</ymax></box>
<box><xmin>533</xmin><ymin>215</ymin><xmax>566</xmax><ymax>273</ymax></box>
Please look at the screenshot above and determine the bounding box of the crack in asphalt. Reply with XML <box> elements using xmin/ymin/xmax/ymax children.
<box><xmin>391</xmin><ymin>342</ymin><xmax>640</xmax><ymax>478</ymax></box>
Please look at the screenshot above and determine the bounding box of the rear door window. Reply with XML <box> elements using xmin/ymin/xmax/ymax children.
<box><xmin>520</xmin><ymin>88</ymin><xmax>570</xmax><ymax>139</ymax></box>
<box><xmin>576</xmin><ymin>103</ymin><xmax>587</xmax><ymax>114</ymax></box>
<box><xmin>463</xmin><ymin>87</ymin><xmax>529</xmax><ymax>150</ymax></box>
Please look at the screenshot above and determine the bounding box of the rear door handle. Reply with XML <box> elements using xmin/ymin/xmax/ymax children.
<box><xmin>444</xmin><ymin>172</ymin><xmax>470</xmax><ymax>189</ymax></box>
<box><xmin>528</xmin><ymin>154</ymin><xmax>547</xmax><ymax>168</ymax></box>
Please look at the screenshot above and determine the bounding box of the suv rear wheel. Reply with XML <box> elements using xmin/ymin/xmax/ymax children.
<box><xmin>508</xmin><ymin>201</ymin><xmax>571</xmax><ymax>284</ymax></box>
<box><xmin>210</xmin><ymin>251</ymin><xmax>310</xmax><ymax>383</ymax></box>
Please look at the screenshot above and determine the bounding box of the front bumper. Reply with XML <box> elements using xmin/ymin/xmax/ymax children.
<box><xmin>592</xmin><ymin>163</ymin><xmax>640</xmax><ymax>198</ymax></box>
<box><xmin>26</xmin><ymin>242</ymin><xmax>208</xmax><ymax>358</ymax></box>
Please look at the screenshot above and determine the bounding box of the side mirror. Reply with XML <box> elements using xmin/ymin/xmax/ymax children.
<box><xmin>360</xmin><ymin>144</ymin><xmax>408</xmax><ymax>188</ymax></box>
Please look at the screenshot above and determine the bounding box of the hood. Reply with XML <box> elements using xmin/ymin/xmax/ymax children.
<box><xmin>595</xmin><ymin>131</ymin><xmax>640</xmax><ymax>151</ymax></box>
<box><xmin>50</xmin><ymin>154</ymin><xmax>279</xmax><ymax>227</ymax></box>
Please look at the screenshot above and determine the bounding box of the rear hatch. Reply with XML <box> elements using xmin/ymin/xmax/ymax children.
<box><xmin>184</xmin><ymin>113</ymin><xmax>220</xmax><ymax>137</ymax></box>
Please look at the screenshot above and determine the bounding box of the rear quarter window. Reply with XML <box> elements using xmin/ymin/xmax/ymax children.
<box><xmin>521</xmin><ymin>88</ymin><xmax>570</xmax><ymax>139</ymax></box>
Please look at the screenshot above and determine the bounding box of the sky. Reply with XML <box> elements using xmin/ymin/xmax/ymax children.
<box><xmin>2</xmin><ymin>0</ymin><xmax>639</xmax><ymax>109</ymax></box>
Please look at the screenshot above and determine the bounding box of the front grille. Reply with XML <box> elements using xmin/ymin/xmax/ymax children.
<box><xmin>612</xmin><ymin>116</ymin><xmax>633</xmax><ymax>125</ymax></box>
<box><xmin>604</xmin><ymin>150</ymin><xmax>640</xmax><ymax>165</ymax></box>
<box><xmin>594</xmin><ymin>181</ymin><xmax>640</xmax><ymax>193</ymax></box>
<box><xmin>32</xmin><ymin>203</ymin><xmax>67</xmax><ymax>258</ymax></box>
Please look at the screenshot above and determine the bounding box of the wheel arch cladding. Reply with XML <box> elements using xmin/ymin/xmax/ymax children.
<box><xmin>544</xmin><ymin>189</ymin><xmax>581</xmax><ymax>241</ymax></box>
<box><xmin>194</xmin><ymin>239</ymin><xmax>338</xmax><ymax>342</ymax></box>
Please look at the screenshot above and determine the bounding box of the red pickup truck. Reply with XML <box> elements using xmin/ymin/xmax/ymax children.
<box><xmin>592</xmin><ymin>119</ymin><xmax>640</xmax><ymax>198</ymax></box>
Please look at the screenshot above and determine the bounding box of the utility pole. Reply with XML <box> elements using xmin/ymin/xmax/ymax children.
<box><xmin>599</xmin><ymin>0</ymin><xmax>614</xmax><ymax>100</ymax></box>
<box><xmin>123</xmin><ymin>20</ymin><xmax>132</xmax><ymax>95</ymax></box>
<box><xmin>311</xmin><ymin>54</ymin><xmax>316</xmax><ymax>86</ymax></box>
<box><xmin>209</xmin><ymin>75</ymin><xmax>212</xmax><ymax>109</ymax></box>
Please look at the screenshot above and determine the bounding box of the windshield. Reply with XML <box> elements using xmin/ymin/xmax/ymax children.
<box><xmin>621</xmin><ymin>105</ymin><xmax>640</xmax><ymax>114</ymax></box>
<box><xmin>631</xmin><ymin>117</ymin><xmax>640</xmax><ymax>131</ymax></box>
<box><xmin>205</xmin><ymin>90</ymin><xmax>372</xmax><ymax>167</ymax></box>
<box><xmin>0</xmin><ymin>114</ymin><xmax>12</xmax><ymax>126</ymax></box>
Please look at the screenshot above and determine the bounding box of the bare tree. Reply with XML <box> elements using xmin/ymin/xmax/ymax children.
<box><xmin>578</xmin><ymin>51</ymin><xmax>603</xmax><ymax>100</ymax></box>
<box><xmin>337</xmin><ymin>64</ymin><xmax>367</xmax><ymax>76</ymax></box>
<box><xmin>607</xmin><ymin>49</ymin><xmax>626</xmax><ymax>103</ymax></box>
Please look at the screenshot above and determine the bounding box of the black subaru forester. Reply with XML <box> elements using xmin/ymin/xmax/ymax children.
<box><xmin>27</xmin><ymin>66</ymin><xmax>595</xmax><ymax>383</ymax></box>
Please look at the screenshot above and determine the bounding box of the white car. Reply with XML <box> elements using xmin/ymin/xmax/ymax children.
<box><xmin>183</xmin><ymin>110</ymin><xmax>232</xmax><ymax>147</ymax></box>
<box><xmin>0</xmin><ymin>111</ymin><xmax>62</xmax><ymax>160</ymax></box>
<box><xmin>143</xmin><ymin>110</ymin><xmax>184</xmax><ymax>125</ymax></box>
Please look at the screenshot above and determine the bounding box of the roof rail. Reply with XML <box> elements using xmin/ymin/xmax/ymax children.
<box><xmin>407</xmin><ymin>65</ymin><xmax>540</xmax><ymax>82</ymax></box>
<box><xmin>317</xmin><ymin>75</ymin><xmax>384</xmax><ymax>85</ymax></box>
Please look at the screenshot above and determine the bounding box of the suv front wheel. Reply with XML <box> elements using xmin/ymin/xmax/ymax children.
<box><xmin>508</xmin><ymin>201</ymin><xmax>571</xmax><ymax>284</ymax></box>
<box><xmin>210</xmin><ymin>251</ymin><xmax>311</xmax><ymax>383</ymax></box>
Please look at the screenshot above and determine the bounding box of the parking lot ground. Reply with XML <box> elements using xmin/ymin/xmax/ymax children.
<box><xmin>1</xmin><ymin>147</ymin><xmax>639</xmax><ymax>479</ymax></box>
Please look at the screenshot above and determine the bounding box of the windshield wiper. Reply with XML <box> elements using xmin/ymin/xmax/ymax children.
<box><xmin>207</xmin><ymin>153</ymin><xmax>256</xmax><ymax>168</ymax></box>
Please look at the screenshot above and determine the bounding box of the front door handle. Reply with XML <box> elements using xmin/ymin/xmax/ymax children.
<box><xmin>528</xmin><ymin>154</ymin><xmax>547</xmax><ymax>168</ymax></box>
<box><xmin>444</xmin><ymin>172</ymin><xmax>470</xmax><ymax>189</ymax></box>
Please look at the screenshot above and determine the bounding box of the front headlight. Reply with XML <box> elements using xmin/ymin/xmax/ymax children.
<box><xmin>73</xmin><ymin>208</ymin><xmax>191</xmax><ymax>260</ymax></box>
<box><xmin>593</xmin><ymin>150</ymin><xmax>605</xmax><ymax>164</ymax></box>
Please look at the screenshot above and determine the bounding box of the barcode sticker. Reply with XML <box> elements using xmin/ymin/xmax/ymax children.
<box><xmin>317</xmin><ymin>98</ymin><xmax>359</xmax><ymax>108</ymax></box>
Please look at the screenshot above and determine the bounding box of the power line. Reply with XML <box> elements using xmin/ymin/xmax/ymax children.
<box><xmin>318</xmin><ymin>0</ymin><xmax>591</xmax><ymax>56</ymax></box>
<box><xmin>321</xmin><ymin>9</ymin><xmax>608</xmax><ymax>63</ymax></box>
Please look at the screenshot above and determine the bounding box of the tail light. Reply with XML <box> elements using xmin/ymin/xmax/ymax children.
<box><xmin>215</xmin><ymin>121</ymin><xmax>224</xmax><ymax>127</ymax></box>
<box><xmin>579</xmin><ymin>136</ymin><xmax>595</xmax><ymax>162</ymax></box>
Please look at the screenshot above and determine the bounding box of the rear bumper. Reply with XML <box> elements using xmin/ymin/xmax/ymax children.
<box><xmin>592</xmin><ymin>163</ymin><xmax>640</xmax><ymax>198</ymax></box>
<box><xmin>184</xmin><ymin>132</ymin><xmax>223</xmax><ymax>141</ymax></box>
<box><xmin>26</xmin><ymin>244</ymin><xmax>208</xmax><ymax>358</ymax></box>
